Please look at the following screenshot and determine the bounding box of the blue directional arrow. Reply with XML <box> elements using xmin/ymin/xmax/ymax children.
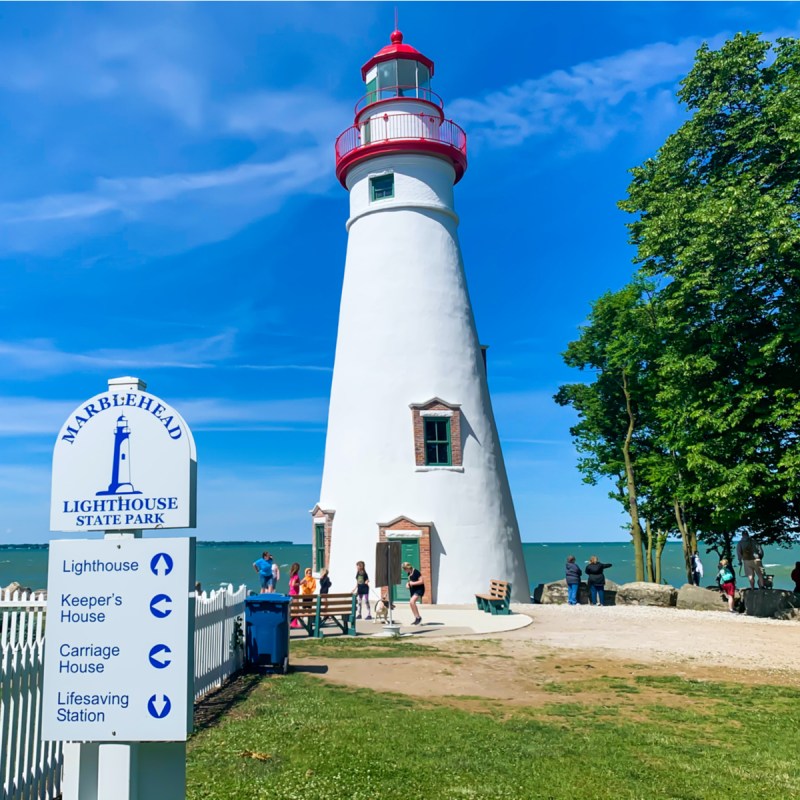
<box><xmin>150</xmin><ymin>552</ymin><xmax>174</xmax><ymax>577</ymax></box>
<box><xmin>147</xmin><ymin>694</ymin><xmax>172</xmax><ymax>719</ymax></box>
<box><xmin>149</xmin><ymin>594</ymin><xmax>173</xmax><ymax>618</ymax></box>
<box><xmin>148</xmin><ymin>644</ymin><xmax>172</xmax><ymax>669</ymax></box>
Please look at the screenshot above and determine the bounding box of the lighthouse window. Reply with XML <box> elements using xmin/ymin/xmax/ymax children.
<box><xmin>370</xmin><ymin>174</ymin><xmax>394</xmax><ymax>201</ymax></box>
<box><xmin>424</xmin><ymin>418</ymin><xmax>452</xmax><ymax>466</ymax></box>
<box><xmin>378</xmin><ymin>61</ymin><xmax>397</xmax><ymax>95</ymax></box>
<box><xmin>397</xmin><ymin>60</ymin><xmax>417</xmax><ymax>97</ymax></box>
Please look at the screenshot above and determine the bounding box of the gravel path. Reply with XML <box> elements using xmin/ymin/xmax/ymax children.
<box><xmin>505</xmin><ymin>603</ymin><xmax>800</xmax><ymax>675</ymax></box>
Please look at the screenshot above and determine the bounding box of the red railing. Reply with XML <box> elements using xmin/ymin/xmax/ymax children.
<box><xmin>335</xmin><ymin>112</ymin><xmax>467</xmax><ymax>163</ymax></box>
<box><xmin>354</xmin><ymin>86</ymin><xmax>444</xmax><ymax>115</ymax></box>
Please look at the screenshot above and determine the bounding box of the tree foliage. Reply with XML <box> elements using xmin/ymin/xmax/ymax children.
<box><xmin>558</xmin><ymin>33</ymin><xmax>800</xmax><ymax>576</ymax></box>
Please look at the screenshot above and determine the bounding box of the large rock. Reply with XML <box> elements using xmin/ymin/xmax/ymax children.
<box><xmin>616</xmin><ymin>582</ymin><xmax>677</xmax><ymax>607</ymax></box>
<box><xmin>676</xmin><ymin>583</ymin><xmax>730</xmax><ymax>612</ymax></box>
<box><xmin>742</xmin><ymin>588</ymin><xmax>800</xmax><ymax>619</ymax></box>
<box><xmin>540</xmin><ymin>579</ymin><xmax>619</xmax><ymax>605</ymax></box>
<box><xmin>2</xmin><ymin>581</ymin><xmax>29</xmax><ymax>596</ymax></box>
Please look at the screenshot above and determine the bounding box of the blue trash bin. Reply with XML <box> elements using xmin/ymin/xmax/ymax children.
<box><xmin>245</xmin><ymin>594</ymin><xmax>291</xmax><ymax>673</ymax></box>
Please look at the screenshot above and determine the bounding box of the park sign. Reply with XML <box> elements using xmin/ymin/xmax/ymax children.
<box><xmin>50</xmin><ymin>377</ymin><xmax>197</xmax><ymax>532</ymax></box>
<box><xmin>41</xmin><ymin>537</ymin><xmax>195</xmax><ymax>742</ymax></box>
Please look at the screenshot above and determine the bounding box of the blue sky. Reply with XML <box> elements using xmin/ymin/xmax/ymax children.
<box><xmin>1</xmin><ymin>2</ymin><xmax>797</xmax><ymax>545</ymax></box>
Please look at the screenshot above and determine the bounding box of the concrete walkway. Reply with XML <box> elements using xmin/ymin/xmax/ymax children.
<box><xmin>355</xmin><ymin>603</ymin><xmax>533</xmax><ymax>638</ymax></box>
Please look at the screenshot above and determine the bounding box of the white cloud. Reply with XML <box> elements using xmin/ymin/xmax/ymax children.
<box><xmin>2</xmin><ymin>151</ymin><xmax>329</xmax><ymax>227</ymax></box>
<box><xmin>449</xmin><ymin>34</ymin><xmax>730</xmax><ymax>152</ymax></box>
<box><xmin>224</xmin><ymin>90</ymin><xmax>349</xmax><ymax>141</ymax></box>
<box><xmin>0</xmin><ymin>333</ymin><xmax>237</xmax><ymax>377</ymax></box>
<box><xmin>0</xmin><ymin>394</ymin><xmax>328</xmax><ymax>437</ymax></box>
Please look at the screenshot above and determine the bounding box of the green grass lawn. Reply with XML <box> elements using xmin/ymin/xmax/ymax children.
<box><xmin>187</xmin><ymin>643</ymin><xmax>800</xmax><ymax>800</ymax></box>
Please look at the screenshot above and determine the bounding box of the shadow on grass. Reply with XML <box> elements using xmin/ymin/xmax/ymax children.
<box><xmin>193</xmin><ymin>671</ymin><xmax>263</xmax><ymax>733</ymax></box>
<box><xmin>290</xmin><ymin>663</ymin><xmax>329</xmax><ymax>674</ymax></box>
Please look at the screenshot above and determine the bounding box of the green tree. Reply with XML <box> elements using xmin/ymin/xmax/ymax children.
<box><xmin>556</xmin><ymin>283</ymin><xmax>659</xmax><ymax>582</ymax></box>
<box><xmin>620</xmin><ymin>33</ymin><xmax>800</xmax><ymax>547</ymax></box>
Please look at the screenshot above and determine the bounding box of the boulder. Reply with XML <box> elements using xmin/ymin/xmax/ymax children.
<box><xmin>2</xmin><ymin>581</ymin><xmax>29</xmax><ymax>596</ymax></box>
<box><xmin>742</xmin><ymin>588</ymin><xmax>800</xmax><ymax>619</ymax></box>
<box><xmin>539</xmin><ymin>579</ymin><xmax>619</xmax><ymax>605</ymax></box>
<box><xmin>540</xmin><ymin>579</ymin><xmax>589</xmax><ymax>605</ymax></box>
<box><xmin>616</xmin><ymin>582</ymin><xmax>677</xmax><ymax>607</ymax></box>
<box><xmin>676</xmin><ymin>583</ymin><xmax>730</xmax><ymax>612</ymax></box>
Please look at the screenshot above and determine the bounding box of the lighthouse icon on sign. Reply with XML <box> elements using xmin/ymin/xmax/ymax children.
<box><xmin>96</xmin><ymin>415</ymin><xmax>142</xmax><ymax>496</ymax></box>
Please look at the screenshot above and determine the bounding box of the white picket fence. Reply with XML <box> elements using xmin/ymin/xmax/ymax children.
<box><xmin>1</xmin><ymin>583</ymin><xmax>249</xmax><ymax>800</ymax></box>
<box><xmin>193</xmin><ymin>583</ymin><xmax>248</xmax><ymax>701</ymax></box>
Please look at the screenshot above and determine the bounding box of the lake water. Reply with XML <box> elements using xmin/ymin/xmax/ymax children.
<box><xmin>2</xmin><ymin>540</ymin><xmax>798</xmax><ymax>595</ymax></box>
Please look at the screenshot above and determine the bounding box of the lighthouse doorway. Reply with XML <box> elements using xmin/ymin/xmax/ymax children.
<box><xmin>388</xmin><ymin>538</ymin><xmax>419</xmax><ymax>601</ymax></box>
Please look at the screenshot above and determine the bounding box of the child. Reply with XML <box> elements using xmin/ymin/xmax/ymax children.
<box><xmin>352</xmin><ymin>560</ymin><xmax>371</xmax><ymax>620</ymax></box>
<box><xmin>300</xmin><ymin>567</ymin><xmax>317</xmax><ymax>620</ymax></box>
<box><xmin>288</xmin><ymin>562</ymin><xmax>301</xmax><ymax>628</ymax></box>
<box><xmin>717</xmin><ymin>558</ymin><xmax>736</xmax><ymax>612</ymax></box>
<box><xmin>319</xmin><ymin>568</ymin><xmax>331</xmax><ymax>594</ymax></box>
<box><xmin>300</xmin><ymin>567</ymin><xmax>317</xmax><ymax>595</ymax></box>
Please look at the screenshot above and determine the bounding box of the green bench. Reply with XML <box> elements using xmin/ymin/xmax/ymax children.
<box><xmin>475</xmin><ymin>580</ymin><xmax>512</xmax><ymax>615</ymax></box>
<box><xmin>290</xmin><ymin>593</ymin><xmax>357</xmax><ymax>637</ymax></box>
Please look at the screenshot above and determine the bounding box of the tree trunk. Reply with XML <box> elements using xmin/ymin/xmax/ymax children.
<box><xmin>673</xmin><ymin>498</ymin><xmax>694</xmax><ymax>583</ymax></box>
<box><xmin>644</xmin><ymin>519</ymin><xmax>655</xmax><ymax>583</ymax></box>
<box><xmin>655</xmin><ymin>530</ymin><xmax>667</xmax><ymax>584</ymax></box>
<box><xmin>621</xmin><ymin>371</ymin><xmax>645</xmax><ymax>581</ymax></box>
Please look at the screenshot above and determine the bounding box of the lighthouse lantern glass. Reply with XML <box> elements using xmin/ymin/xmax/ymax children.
<box><xmin>365</xmin><ymin>59</ymin><xmax>432</xmax><ymax>103</ymax></box>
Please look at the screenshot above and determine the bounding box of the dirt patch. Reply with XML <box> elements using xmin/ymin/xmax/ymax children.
<box><xmin>290</xmin><ymin>613</ymin><xmax>800</xmax><ymax>714</ymax></box>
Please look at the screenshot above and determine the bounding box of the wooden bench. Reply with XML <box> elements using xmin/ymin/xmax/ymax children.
<box><xmin>475</xmin><ymin>580</ymin><xmax>512</xmax><ymax>615</ymax></box>
<box><xmin>289</xmin><ymin>593</ymin><xmax>357</xmax><ymax>638</ymax></box>
<box><xmin>290</xmin><ymin>595</ymin><xmax>318</xmax><ymax>637</ymax></box>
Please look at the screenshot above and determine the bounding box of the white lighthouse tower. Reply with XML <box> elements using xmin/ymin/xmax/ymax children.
<box><xmin>312</xmin><ymin>30</ymin><xmax>529</xmax><ymax>604</ymax></box>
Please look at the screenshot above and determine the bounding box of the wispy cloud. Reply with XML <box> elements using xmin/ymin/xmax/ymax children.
<box><xmin>2</xmin><ymin>151</ymin><xmax>329</xmax><ymax>227</ymax></box>
<box><xmin>450</xmin><ymin>34</ymin><xmax>729</xmax><ymax>153</ymax></box>
<box><xmin>175</xmin><ymin>397</ymin><xmax>327</xmax><ymax>428</ymax></box>
<box><xmin>0</xmin><ymin>394</ymin><xmax>328</xmax><ymax>436</ymax></box>
<box><xmin>0</xmin><ymin>335</ymin><xmax>334</xmax><ymax>379</ymax></box>
<box><xmin>0</xmin><ymin>15</ymin><xmax>207</xmax><ymax>128</ymax></box>
<box><xmin>224</xmin><ymin>90</ymin><xmax>349</xmax><ymax>141</ymax></box>
<box><xmin>0</xmin><ymin>333</ymin><xmax>237</xmax><ymax>377</ymax></box>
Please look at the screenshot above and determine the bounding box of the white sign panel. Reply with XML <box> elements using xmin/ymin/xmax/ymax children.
<box><xmin>50</xmin><ymin>382</ymin><xmax>196</xmax><ymax>532</ymax></box>
<box><xmin>42</xmin><ymin>538</ymin><xmax>195</xmax><ymax>742</ymax></box>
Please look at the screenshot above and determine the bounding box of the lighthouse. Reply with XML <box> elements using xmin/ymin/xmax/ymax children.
<box><xmin>97</xmin><ymin>414</ymin><xmax>141</xmax><ymax>496</ymax></box>
<box><xmin>312</xmin><ymin>30</ymin><xmax>529</xmax><ymax>604</ymax></box>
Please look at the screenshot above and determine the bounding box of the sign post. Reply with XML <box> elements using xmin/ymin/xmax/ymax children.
<box><xmin>45</xmin><ymin>377</ymin><xmax>197</xmax><ymax>800</ymax></box>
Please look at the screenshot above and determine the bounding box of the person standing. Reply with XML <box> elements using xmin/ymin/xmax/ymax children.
<box><xmin>691</xmin><ymin>551</ymin><xmax>704</xmax><ymax>586</ymax></box>
<box><xmin>288</xmin><ymin>562</ymin><xmax>301</xmax><ymax>628</ymax></box>
<box><xmin>402</xmin><ymin>562</ymin><xmax>425</xmax><ymax>625</ymax></box>
<box><xmin>585</xmin><ymin>556</ymin><xmax>612</xmax><ymax>606</ymax></box>
<box><xmin>352</xmin><ymin>560</ymin><xmax>372</xmax><ymax>620</ymax></box>
<box><xmin>253</xmin><ymin>551</ymin><xmax>274</xmax><ymax>594</ymax></box>
<box><xmin>271</xmin><ymin>559</ymin><xmax>281</xmax><ymax>593</ymax></box>
<box><xmin>717</xmin><ymin>558</ymin><xmax>736</xmax><ymax>612</ymax></box>
<box><xmin>565</xmin><ymin>556</ymin><xmax>582</xmax><ymax>605</ymax></box>
<box><xmin>791</xmin><ymin>562</ymin><xmax>800</xmax><ymax>594</ymax></box>
<box><xmin>736</xmin><ymin>532</ymin><xmax>765</xmax><ymax>589</ymax></box>
<box><xmin>320</xmin><ymin>568</ymin><xmax>332</xmax><ymax>594</ymax></box>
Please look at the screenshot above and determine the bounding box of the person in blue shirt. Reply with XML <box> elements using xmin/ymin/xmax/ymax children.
<box><xmin>253</xmin><ymin>551</ymin><xmax>275</xmax><ymax>594</ymax></box>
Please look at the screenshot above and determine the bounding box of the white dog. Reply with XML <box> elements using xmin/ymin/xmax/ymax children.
<box><xmin>373</xmin><ymin>597</ymin><xmax>395</xmax><ymax>623</ymax></box>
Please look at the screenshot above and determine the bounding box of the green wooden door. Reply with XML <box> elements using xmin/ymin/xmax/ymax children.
<box><xmin>390</xmin><ymin>539</ymin><xmax>420</xmax><ymax>601</ymax></box>
<box><xmin>314</xmin><ymin>524</ymin><xmax>325</xmax><ymax>571</ymax></box>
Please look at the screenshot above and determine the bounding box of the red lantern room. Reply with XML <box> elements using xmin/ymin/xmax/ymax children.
<box><xmin>335</xmin><ymin>30</ymin><xmax>468</xmax><ymax>187</ymax></box>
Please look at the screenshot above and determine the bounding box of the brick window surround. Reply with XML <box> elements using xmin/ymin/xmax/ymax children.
<box><xmin>409</xmin><ymin>397</ymin><xmax>462</xmax><ymax>468</ymax></box>
<box><xmin>377</xmin><ymin>516</ymin><xmax>434</xmax><ymax>604</ymax></box>
<box><xmin>309</xmin><ymin>505</ymin><xmax>335</xmax><ymax>574</ymax></box>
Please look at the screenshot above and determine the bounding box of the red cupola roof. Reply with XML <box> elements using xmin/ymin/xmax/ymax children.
<box><xmin>361</xmin><ymin>30</ymin><xmax>435</xmax><ymax>80</ymax></box>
